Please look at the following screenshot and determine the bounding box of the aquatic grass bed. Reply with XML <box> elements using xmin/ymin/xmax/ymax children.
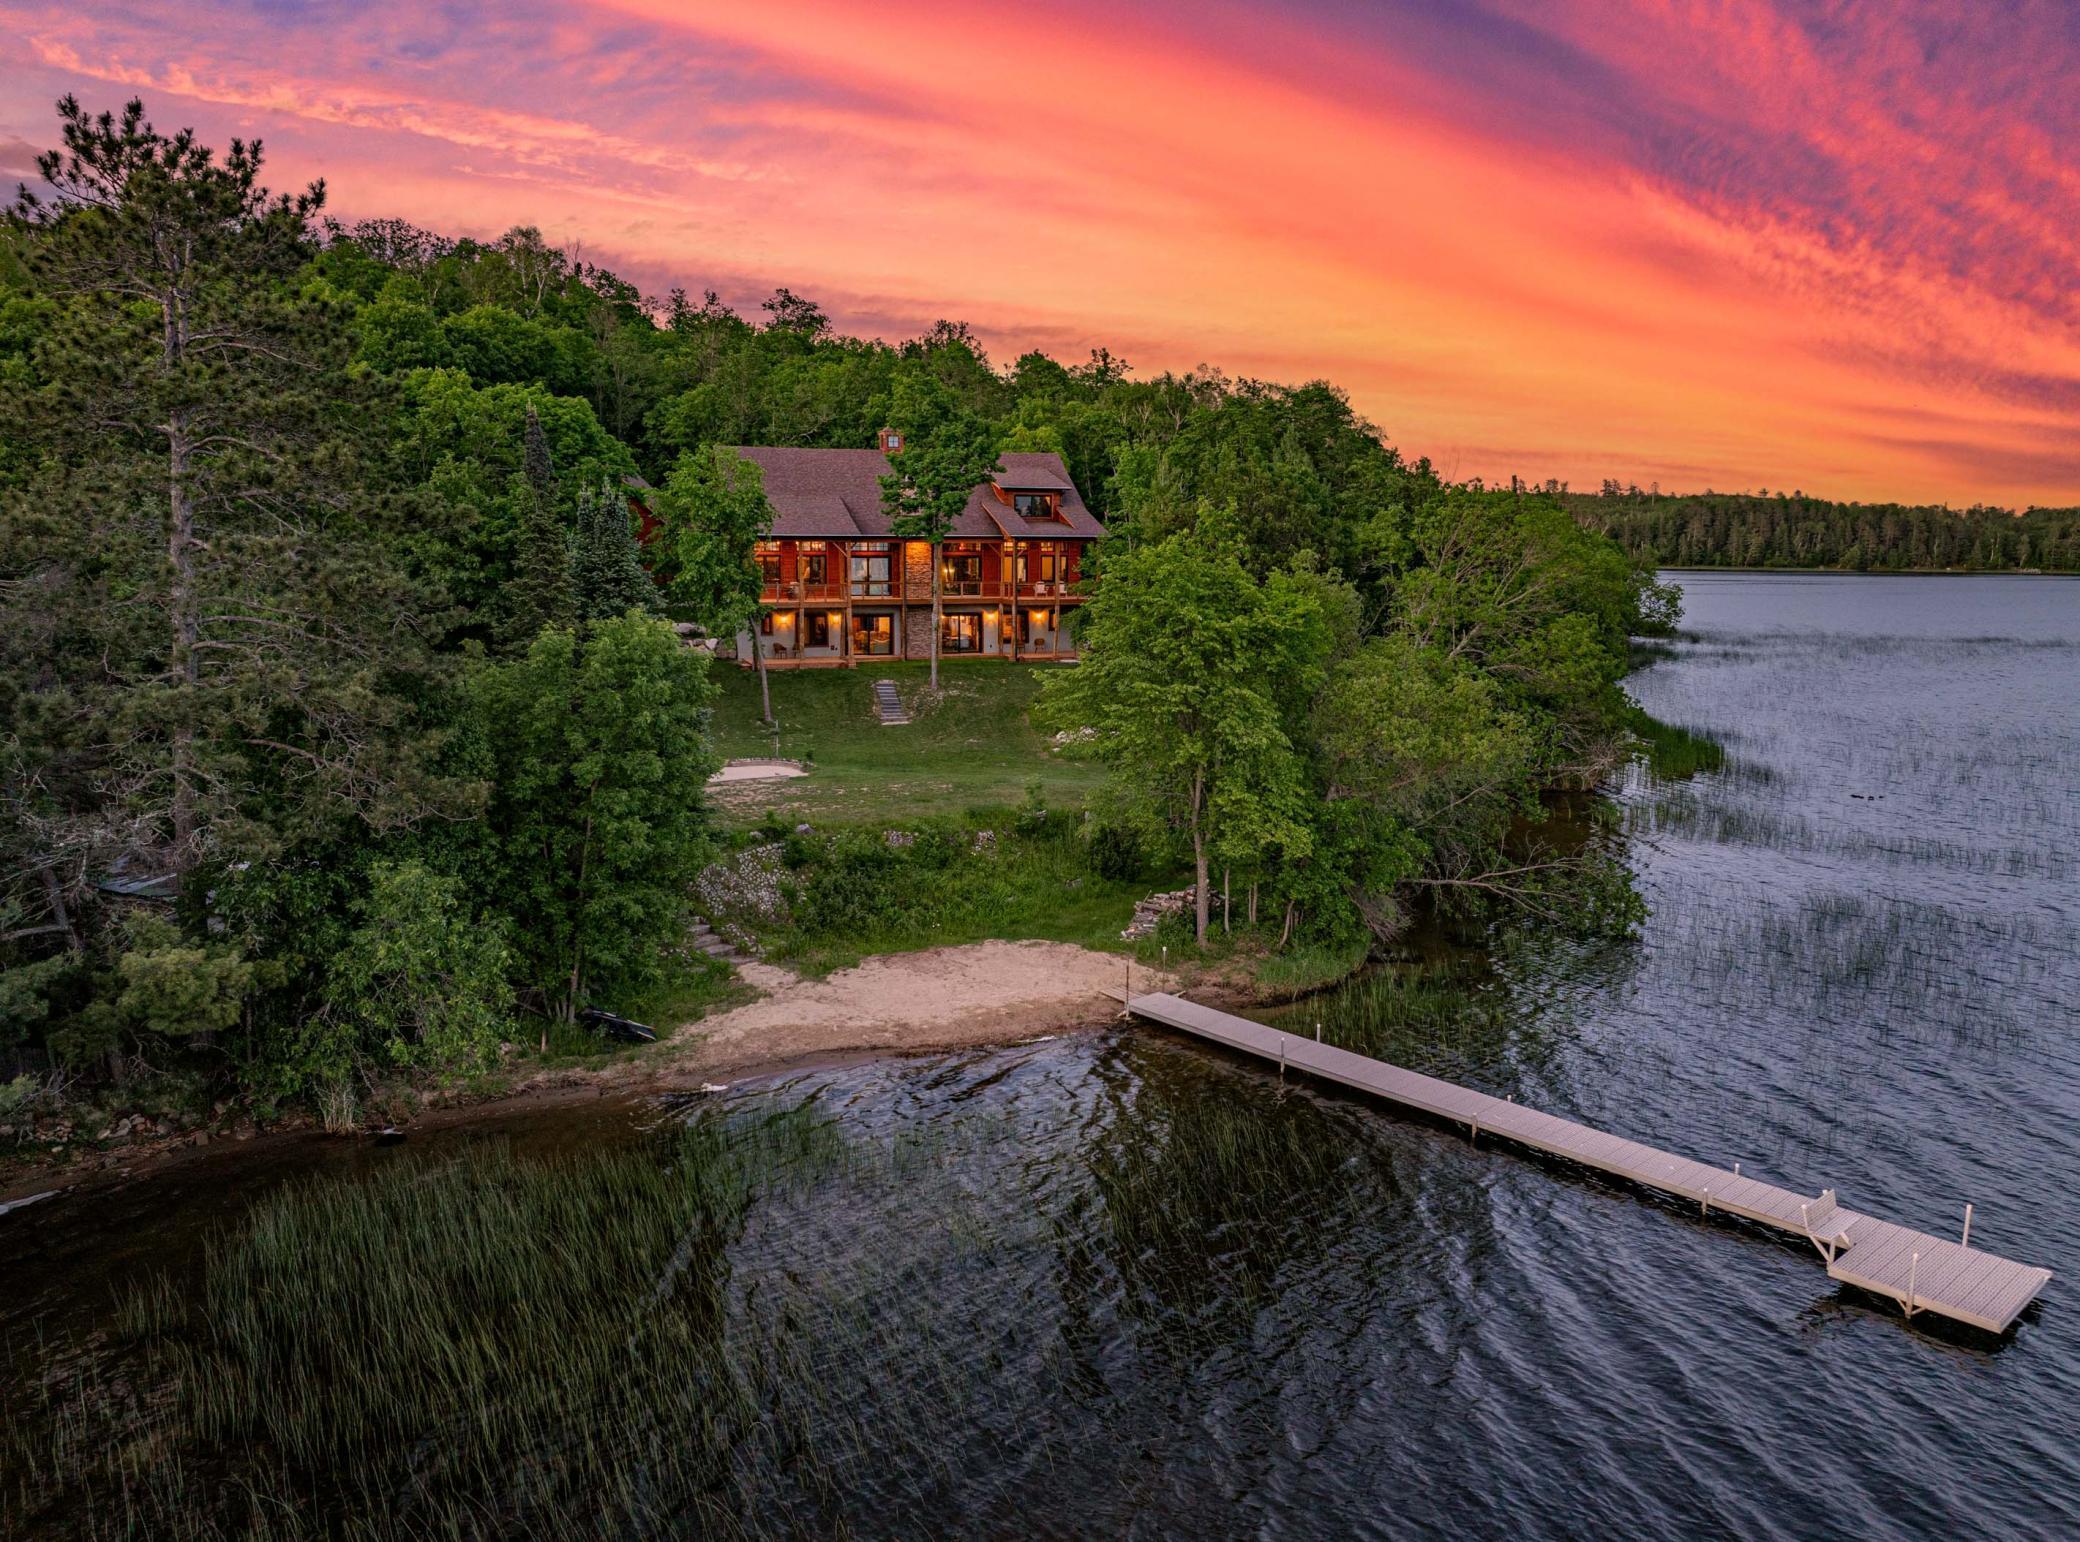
<box><xmin>2</xmin><ymin>1049</ymin><xmax>1413</xmax><ymax>1541</ymax></box>
<box><xmin>1624</xmin><ymin>708</ymin><xmax>1727</xmax><ymax>780</ymax></box>
<box><xmin>1250</xmin><ymin>939</ymin><xmax>1373</xmax><ymax>998</ymax></box>
<box><xmin>3</xmin><ymin>1106</ymin><xmax>1006</xmax><ymax>1540</ymax></box>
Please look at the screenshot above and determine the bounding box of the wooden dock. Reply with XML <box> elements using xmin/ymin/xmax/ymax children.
<box><xmin>1124</xmin><ymin>991</ymin><xmax>2052</xmax><ymax>1335</ymax></box>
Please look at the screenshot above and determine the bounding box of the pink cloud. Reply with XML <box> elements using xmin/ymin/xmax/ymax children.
<box><xmin>3</xmin><ymin>0</ymin><xmax>2075</xmax><ymax>505</ymax></box>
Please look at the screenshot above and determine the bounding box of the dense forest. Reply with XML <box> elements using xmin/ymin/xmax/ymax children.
<box><xmin>1565</xmin><ymin>484</ymin><xmax>2080</xmax><ymax>572</ymax></box>
<box><xmin>1</xmin><ymin>98</ymin><xmax>1667</xmax><ymax>1119</ymax></box>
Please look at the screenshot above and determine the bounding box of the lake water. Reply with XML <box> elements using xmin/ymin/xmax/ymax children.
<box><xmin>6</xmin><ymin>573</ymin><xmax>2077</xmax><ymax>1538</ymax></box>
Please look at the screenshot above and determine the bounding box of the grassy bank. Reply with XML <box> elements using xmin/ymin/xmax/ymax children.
<box><xmin>699</xmin><ymin>810</ymin><xmax>1169</xmax><ymax>977</ymax></box>
<box><xmin>706</xmin><ymin>661</ymin><xmax>1108</xmax><ymax>825</ymax></box>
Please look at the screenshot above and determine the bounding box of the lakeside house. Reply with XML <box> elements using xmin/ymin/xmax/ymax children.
<box><xmin>730</xmin><ymin>429</ymin><xmax>1102</xmax><ymax>666</ymax></box>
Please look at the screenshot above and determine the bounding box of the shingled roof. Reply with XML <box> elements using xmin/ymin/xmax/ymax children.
<box><xmin>733</xmin><ymin>447</ymin><xmax>1105</xmax><ymax>541</ymax></box>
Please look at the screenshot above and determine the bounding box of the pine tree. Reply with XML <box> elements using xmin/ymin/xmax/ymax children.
<box><xmin>523</xmin><ymin>400</ymin><xmax>556</xmax><ymax>499</ymax></box>
<box><xmin>571</xmin><ymin>477</ymin><xmax>655</xmax><ymax>623</ymax></box>
<box><xmin>2</xmin><ymin>97</ymin><xmax>459</xmax><ymax>909</ymax></box>
<box><xmin>499</xmin><ymin>402</ymin><xmax>574</xmax><ymax>648</ymax></box>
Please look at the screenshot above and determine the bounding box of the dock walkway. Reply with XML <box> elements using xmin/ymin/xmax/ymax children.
<box><xmin>1124</xmin><ymin>991</ymin><xmax>2051</xmax><ymax>1334</ymax></box>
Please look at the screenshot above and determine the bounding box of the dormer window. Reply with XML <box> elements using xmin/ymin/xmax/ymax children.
<box><xmin>1013</xmin><ymin>491</ymin><xmax>1060</xmax><ymax>519</ymax></box>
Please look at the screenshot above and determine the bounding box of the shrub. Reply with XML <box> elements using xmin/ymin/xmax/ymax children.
<box><xmin>1087</xmin><ymin>820</ymin><xmax>1148</xmax><ymax>882</ymax></box>
<box><xmin>327</xmin><ymin>862</ymin><xmax>511</xmax><ymax>1072</ymax></box>
<box><xmin>276</xmin><ymin>862</ymin><xmax>513</xmax><ymax>1102</ymax></box>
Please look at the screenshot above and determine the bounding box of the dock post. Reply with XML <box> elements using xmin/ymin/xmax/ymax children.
<box><xmin>1702</xmin><ymin>1189</ymin><xmax>1710</xmax><ymax>1216</ymax></box>
<box><xmin>1962</xmin><ymin>1203</ymin><xmax>1973</xmax><ymax>1248</ymax></box>
<box><xmin>1278</xmin><ymin>1036</ymin><xmax>1285</xmax><ymax>1081</ymax></box>
<box><xmin>1907</xmin><ymin>1252</ymin><xmax>1920</xmax><ymax>1319</ymax></box>
<box><xmin>1734</xmin><ymin>1162</ymin><xmax>1740</xmax><ymax>1177</ymax></box>
<box><xmin>1315</xmin><ymin>1020</ymin><xmax>1322</xmax><ymax>1043</ymax></box>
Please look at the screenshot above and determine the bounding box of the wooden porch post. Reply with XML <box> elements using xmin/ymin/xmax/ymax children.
<box><xmin>838</xmin><ymin>538</ymin><xmax>851</xmax><ymax>664</ymax></box>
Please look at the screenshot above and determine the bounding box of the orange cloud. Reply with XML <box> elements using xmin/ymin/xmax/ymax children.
<box><xmin>5</xmin><ymin>0</ymin><xmax>2075</xmax><ymax>503</ymax></box>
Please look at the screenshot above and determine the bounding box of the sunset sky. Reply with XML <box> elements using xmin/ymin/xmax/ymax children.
<box><xmin>5</xmin><ymin>1</ymin><xmax>2077</xmax><ymax>505</ymax></box>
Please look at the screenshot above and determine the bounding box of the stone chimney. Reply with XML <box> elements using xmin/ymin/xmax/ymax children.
<box><xmin>877</xmin><ymin>425</ymin><xmax>905</xmax><ymax>455</ymax></box>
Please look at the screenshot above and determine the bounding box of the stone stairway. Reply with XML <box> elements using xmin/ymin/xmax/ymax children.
<box><xmin>689</xmin><ymin>918</ymin><xmax>744</xmax><ymax>966</ymax></box>
<box><xmin>872</xmin><ymin>678</ymin><xmax>910</xmax><ymax>725</ymax></box>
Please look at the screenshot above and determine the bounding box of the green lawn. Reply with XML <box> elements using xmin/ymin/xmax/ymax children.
<box><xmin>706</xmin><ymin>661</ymin><xmax>1108</xmax><ymax>826</ymax></box>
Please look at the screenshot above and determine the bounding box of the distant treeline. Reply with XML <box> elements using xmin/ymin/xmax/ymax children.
<box><xmin>1560</xmin><ymin>486</ymin><xmax>2080</xmax><ymax>572</ymax></box>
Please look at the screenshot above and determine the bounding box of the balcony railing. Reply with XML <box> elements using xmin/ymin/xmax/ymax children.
<box><xmin>759</xmin><ymin>577</ymin><xmax>1082</xmax><ymax>604</ymax></box>
<box><xmin>760</xmin><ymin>579</ymin><xmax>849</xmax><ymax>603</ymax></box>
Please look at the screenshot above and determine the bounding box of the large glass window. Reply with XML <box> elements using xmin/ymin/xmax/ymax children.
<box><xmin>850</xmin><ymin>547</ymin><xmax>893</xmax><ymax>597</ymax></box>
<box><xmin>1017</xmin><ymin>547</ymin><xmax>1059</xmax><ymax>590</ymax></box>
<box><xmin>802</xmin><ymin>550</ymin><xmax>828</xmax><ymax>588</ymax></box>
<box><xmin>851</xmin><ymin>613</ymin><xmax>893</xmax><ymax>656</ymax></box>
<box><xmin>941</xmin><ymin>613</ymin><xmax>981</xmax><ymax>653</ymax></box>
<box><xmin>942</xmin><ymin>552</ymin><xmax>984</xmax><ymax>593</ymax></box>
<box><xmin>1014</xmin><ymin>492</ymin><xmax>1058</xmax><ymax>518</ymax></box>
<box><xmin>807</xmin><ymin>611</ymin><xmax>832</xmax><ymax>648</ymax></box>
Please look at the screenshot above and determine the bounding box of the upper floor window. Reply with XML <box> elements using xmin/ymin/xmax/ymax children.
<box><xmin>1013</xmin><ymin>492</ymin><xmax>1059</xmax><ymax>519</ymax></box>
<box><xmin>850</xmin><ymin>548</ymin><xmax>893</xmax><ymax>596</ymax></box>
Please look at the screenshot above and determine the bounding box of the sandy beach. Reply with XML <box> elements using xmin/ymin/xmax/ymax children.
<box><xmin>0</xmin><ymin>940</ymin><xmax>1173</xmax><ymax>1204</ymax></box>
<box><xmin>627</xmin><ymin>939</ymin><xmax>1167</xmax><ymax>1086</ymax></box>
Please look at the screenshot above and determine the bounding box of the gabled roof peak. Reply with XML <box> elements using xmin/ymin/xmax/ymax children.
<box><xmin>731</xmin><ymin>446</ymin><xmax>1103</xmax><ymax>541</ymax></box>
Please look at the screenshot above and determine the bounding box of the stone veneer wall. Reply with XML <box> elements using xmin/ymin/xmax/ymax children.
<box><xmin>901</xmin><ymin>543</ymin><xmax>934</xmax><ymax>659</ymax></box>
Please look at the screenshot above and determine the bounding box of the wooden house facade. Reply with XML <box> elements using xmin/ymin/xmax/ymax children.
<box><xmin>733</xmin><ymin>434</ymin><xmax>1102</xmax><ymax>667</ymax></box>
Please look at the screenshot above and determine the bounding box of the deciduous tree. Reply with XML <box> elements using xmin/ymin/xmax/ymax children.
<box><xmin>651</xmin><ymin>444</ymin><xmax>776</xmax><ymax>722</ymax></box>
<box><xmin>468</xmin><ymin>614</ymin><xmax>716</xmax><ymax>1034</ymax></box>
<box><xmin>880</xmin><ymin>372</ymin><xmax>1002</xmax><ymax>689</ymax></box>
<box><xmin>1039</xmin><ymin>514</ymin><xmax>1329</xmax><ymax>944</ymax></box>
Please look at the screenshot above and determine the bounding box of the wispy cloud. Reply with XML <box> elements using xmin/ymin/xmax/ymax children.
<box><xmin>3</xmin><ymin>0</ymin><xmax>2074</xmax><ymax>504</ymax></box>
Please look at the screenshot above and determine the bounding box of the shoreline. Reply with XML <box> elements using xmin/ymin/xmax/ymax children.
<box><xmin>0</xmin><ymin>940</ymin><xmax>1195</xmax><ymax>1208</ymax></box>
<box><xmin>1653</xmin><ymin>565</ymin><xmax>2079</xmax><ymax>578</ymax></box>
